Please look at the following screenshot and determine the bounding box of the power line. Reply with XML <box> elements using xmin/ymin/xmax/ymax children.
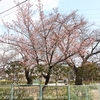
<box><xmin>0</xmin><ymin>0</ymin><xmax>28</xmax><ymax>15</ymax></box>
<box><xmin>0</xmin><ymin>10</ymin><xmax>17</xmax><ymax>19</ymax></box>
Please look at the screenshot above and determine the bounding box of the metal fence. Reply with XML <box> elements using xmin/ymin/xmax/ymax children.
<box><xmin>0</xmin><ymin>84</ymin><xmax>100</xmax><ymax>100</ymax></box>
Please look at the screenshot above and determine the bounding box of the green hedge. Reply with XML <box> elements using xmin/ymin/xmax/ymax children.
<box><xmin>0</xmin><ymin>80</ymin><xmax>27</xmax><ymax>85</ymax></box>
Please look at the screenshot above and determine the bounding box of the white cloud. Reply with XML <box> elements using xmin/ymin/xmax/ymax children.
<box><xmin>37</xmin><ymin>0</ymin><xmax>60</xmax><ymax>10</ymax></box>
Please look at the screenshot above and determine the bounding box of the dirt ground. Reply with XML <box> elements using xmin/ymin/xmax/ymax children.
<box><xmin>91</xmin><ymin>89</ymin><xmax>100</xmax><ymax>100</ymax></box>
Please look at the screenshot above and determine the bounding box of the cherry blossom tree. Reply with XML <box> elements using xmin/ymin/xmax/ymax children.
<box><xmin>65</xmin><ymin>29</ymin><xmax>100</xmax><ymax>85</ymax></box>
<box><xmin>0</xmin><ymin>0</ymin><xmax>98</xmax><ymax>85</ymax></box>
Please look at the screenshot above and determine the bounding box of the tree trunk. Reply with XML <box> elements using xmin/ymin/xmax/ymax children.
<box><xmin>75</xmin><ymin>74</ymin><xmax>83</xmax><ymax>85</ymax></box>
<box><xmin>24</xmin><ymin>68</ymin><xmax>32</xmax><ymax>84</ymax></box>
<box><xmin>74</xmin><ymin>67</ymin><xmax>83</xmax><ymax>85</ymax></box>
<box><xmin>44</xmin><ymin>74</ymin><xmax>50</xmax><ymax>85</ymax></box>
<box><xmin>42</xmin><ymin>66</ymin><xmax>52</xmax><ymax>86</ymax></box>
<box><xmin>42</xmin><ymin>72</ymin><xmax>51</xmax><ymax>98</ymax></box>
<box><xmin>42</xmin><ymin>66</ymin><xmax>52</xmax><ymax>95</ymax></box>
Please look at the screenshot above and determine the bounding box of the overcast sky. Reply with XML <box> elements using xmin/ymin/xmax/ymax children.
<box><xmin>0</xmin><ymin>0</ymin><xmax>100</xmax><ymax>33</ymax></box>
